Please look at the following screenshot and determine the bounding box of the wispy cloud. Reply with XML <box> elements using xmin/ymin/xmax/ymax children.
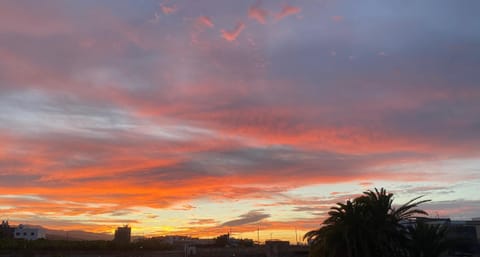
<box><xmin>275</xmin><ymin>4</ymin><xmax>301</xmax><ymax>20</ymax></box>
<box><xmin>172</xmin><ymin>204</ymin><xmax>196</xmax><ymax>211</ymax></box>
<box><xmin>221</xmin><ymin>22</ymin><xmax>245</xmax><ymax>41</ymax></box>
<box><xmin>197</xmin><ymin>16</ymin><xmax>214</xmax><ymax>28</ymax></box>
<box><xmin>331</xmin><ymin>16</ymin><xmax>344</xmax><ymax>22</ymax></box>
<box><xmin>149</xmin><ymin>12</ymin><xmax>160</xmax><ymax>23</ymax></box>
<box><xmin>189</xmin><ymin>218</ymin><xmax>217</xmax><ymax>225</ymax></box>
<box><xmin>221</xmin><ymin>210</ymin><xmax>270</xmax><ymax>227</ymax></box>
<box><xmin>248</xmin><ymin>2</ymin><xmax>269</xmax><ymax>24</ymax></box>
<box><xmin>160</xmin><ymin>4</ymin><xmax>176</xmax><ymax>15</ymax></box>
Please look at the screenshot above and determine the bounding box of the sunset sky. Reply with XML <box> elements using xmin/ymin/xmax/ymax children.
<box><xmin>1</xmin><ymin>0</ymin><xmax>480</xmax><ymax>242</ymax></box>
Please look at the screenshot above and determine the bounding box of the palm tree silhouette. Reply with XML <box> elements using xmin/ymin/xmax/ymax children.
<box><xmin>407</xmin><ymin>221</ymin><xmax>451</xmax><ymax>257</ymax></box>
<box><xmin>304</xmin><ymin>188</ymin><xmax>430</xmax><ymax>257</ymax></box>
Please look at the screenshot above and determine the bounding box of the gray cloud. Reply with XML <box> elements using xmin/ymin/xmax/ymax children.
<box><xmin>221</xmin><ymin>210</ymin><xmax>270</xmax><ymax>227</ymax></box>
<box><xmin>424</xmin><ymin>199</ymin><xmax>480</xmax><ymax>220</ymax></box>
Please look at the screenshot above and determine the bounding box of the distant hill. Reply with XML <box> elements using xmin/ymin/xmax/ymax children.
<box><xmin>45</xmin><ymin>229</ymin><xmax>113</xmax><ymax>241</ymax></box>
<box><xmin>44</xmin><ymin>228</ymin><xmax>113</xmax><ymax>241</ymax></box>
<box><xmin>18</xmin><ymin>224</ymin><xmax>113</xmax><ymax>241</ymax></box>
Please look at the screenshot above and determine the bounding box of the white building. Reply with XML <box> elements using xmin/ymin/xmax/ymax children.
<box><xmin>14</xmin><ymin>224</ymin><xmax>46</xmax><ymax>240</ymax></box>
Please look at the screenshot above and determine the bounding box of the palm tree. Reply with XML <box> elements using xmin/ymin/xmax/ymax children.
<box><xmin>304</xmin><ymin>200</ymin><xmax>368</xmax><ymax>257</ymax></box>
<box><xmin>357</xmin><ymin>188</ymin><xmax>430</xmax><ymax>257</ymax></box>
<box><xmin>304</xmin><ymin>224</ymin><xmax>346</xmax><ymax>257</ymax></box>
<box><xmin>407</xmin><ymin>221</ymin><xmax>450</xmax><ymax>257</ymax></box>
<box><xmin>304</xmin><ymin>188</ymin><xmax>430</xmax><ymax>257</ymax></box>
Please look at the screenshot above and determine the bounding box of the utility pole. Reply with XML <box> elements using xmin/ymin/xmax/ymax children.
<box><xmin>295</xmin><ymin>227</ymin><xmax>298</xmax><ymax>245</ymax></box>
<box><xmin>257</xmin><ymin>226</ymin><xmax>260</xmax><ymax>244</ymax></box>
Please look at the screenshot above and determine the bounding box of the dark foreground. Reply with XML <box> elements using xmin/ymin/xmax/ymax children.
<box><xmin>0</xmin><ymin>245</ymin><xmax>309</xmax><ymax>257</ymax></box>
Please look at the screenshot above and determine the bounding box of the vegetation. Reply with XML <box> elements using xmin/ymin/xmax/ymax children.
<box><xmin>407</xmin><ymin>221</ymin><xmax>450</xmax><ymax>257</ymax></box>
<box><xmin>214</xmin><ymin>234</ymin><xmax>231</xmax><ymax>247</ymax></box>
<box><xmin>304</xmin><ymin>188</ymin><xmax>454</xmax><ymax>257</ymax></box>
<box><xmin>214</xmin><ymin>234</ymin><xmax>254</xmax><ymax>247</ymax></box>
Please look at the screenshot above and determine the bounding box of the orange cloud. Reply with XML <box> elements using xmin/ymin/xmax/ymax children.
<box><xmin>276</xmin><ymin>4</ymin><xmax>301</xmax><ymax>20</ymax></box>
<box><xmin>221</xmin><ymin>22</ymin><xmax>246</xmax><ymax>42</ymax></box>
<box><xmin>248</xmin><ymin>3</ymin><xmax>269</xmax><ymax>24</ymax></box>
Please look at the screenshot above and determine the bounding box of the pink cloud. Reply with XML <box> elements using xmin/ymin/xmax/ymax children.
<box><xmin>0</xmin><ymin>2</ymin><xmax>70</xmax><ymax>37</ymax></box>
<box><xmin>191</xmin><ymin>16</ymin><xmax>214</xmax><ymax>44</ymax></box>
<box><xmin>197</xmin><ymin>16</ymin><xmax>214</xmax><ymax>28</ymax></box>
<box><xmin>221</xmin><ymin>22</ymin><xmax>246</xmax><ymax>42</ymax></box>
<box><xmin>161</xmin><ymin>4</ymin><xmax>176</xmax><ymax>15</ymax></box>
<box><xmin>331</xmin><ymin>16</ymin><xmax>344</xmax><ymax>22</ymax></box>
<box><xmin>248</xmin><ymin>3</ymin><xmax>269</xmax><ymax>24</ymax></box>
<box><xmin>276</xmin><ymin>4</ymin><xmax>301</xmax><ymax>20</ymax></box>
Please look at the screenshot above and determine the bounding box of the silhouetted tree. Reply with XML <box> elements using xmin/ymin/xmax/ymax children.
<box><xmin>407</xmin><ymin>221</ymin><xmax>450</xmax><ymax>257</ymax></box>
<box><xmin>356</xmin><ymin>188</ymin><xmax>430</xmax><ymax>257</ymax></box>
<box><xmin>304</xmin><ymin>188</ymin><xmax>430</xmax><ymax>257</ymax></box>
<box><xmin>214</xmin><ymin>234</ymin><xmax>230</xmax><ymax>247</ymax></box>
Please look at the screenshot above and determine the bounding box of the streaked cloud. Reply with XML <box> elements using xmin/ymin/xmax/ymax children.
<box><xmin>221</xmin><ymin>22</ymin><xmax>246</xmax><ymax>41</ymax></box>
<box><xmin>197</xmin><ymin>16</ymin><xmax>214</xmax><ymax>28</ymax></box>
<box><xmin>189</xmin><ymin>219</ymin><xmax>218</xmax><ymax>225</ymax></box>
<box><xmin>275</xmin><ymin>4</ymin><xmax>301</xmax><ymax>20</ymax></box>
<box><xmin>222</xmin><ymin>210</ymin><xmax>270</xmax><ymax>227</ymax></box>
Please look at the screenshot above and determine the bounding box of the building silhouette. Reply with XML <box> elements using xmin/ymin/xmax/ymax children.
<box><xmin>0</xmin><ymin>220</ymin><xmax>14</xmax><ymax>239</ymax></box>
<box><xmin>113</xmin><ymin>225</ymin><xmax>131</xmax><ymax>244</ymax></box>
<box><xmin>265</xmin><ymin>240</ymin><xmax>290</xmax><ymax>257</ymax></box>
<box><xmin>414</xmin><ymin>217</ymin><xmax>480</xmax><ymax>255</ymax></box>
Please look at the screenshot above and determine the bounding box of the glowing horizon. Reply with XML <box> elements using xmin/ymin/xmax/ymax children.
<box><xmin>1</xmin><ymin>0</ymin><xmax>480</xmax><ymax>243</ymax></box>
